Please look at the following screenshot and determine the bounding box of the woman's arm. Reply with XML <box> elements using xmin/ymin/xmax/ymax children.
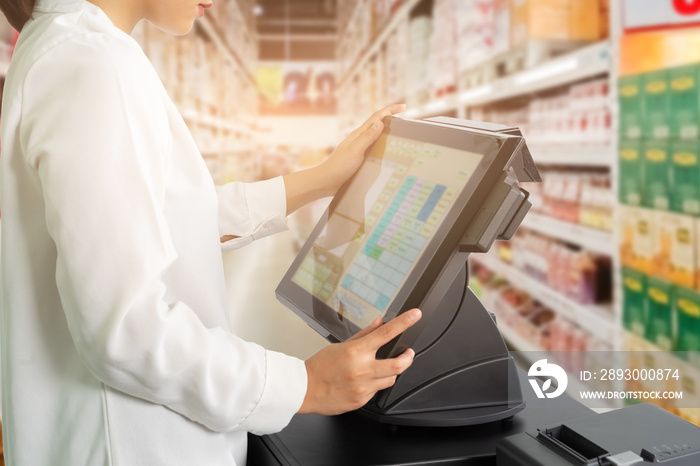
<box><xmin>23</xmin><ymin>38</ymin><xmax>306</xmax><ymax>435</ymax></box>
<box><xmin>217</xmin><ymin>105</ymin><xmax>405</xmax><ymax>248</ymax></box>
<box><xmin>283</xmin><ymin>104</ymin><xmax>406</xmax><ymax>215</ymax></box>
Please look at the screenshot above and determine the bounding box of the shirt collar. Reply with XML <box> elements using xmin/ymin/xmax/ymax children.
<box><xmin>32</xmin><ymin>0</ymin><xmax>134</xmax><ymax>39</ymax></box>
<box><xmin>33</xmin><ymin>0</ymin><xmax>104</xmax><ymax>15</ymax></box>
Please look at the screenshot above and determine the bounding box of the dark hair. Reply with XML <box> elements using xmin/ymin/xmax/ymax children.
<box><xmin>0</xmin><ymin>0</ymin><xmax>36</xmax><ymax>31</ymax></box>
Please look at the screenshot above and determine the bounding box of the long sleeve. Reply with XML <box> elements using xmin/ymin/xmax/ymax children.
<box><xmin>19</xmin><ymin>34</ymin><xmax>306</xmax><ymax>434</ymax></box>
<box><xmin>216</xmin><ymin>176</ymin><xmax>289</xmax><ymax>252</ymax></box>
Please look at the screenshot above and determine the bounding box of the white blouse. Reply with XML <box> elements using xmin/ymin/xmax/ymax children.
<box><xmin>0</xmin><ymin>0</ymin><xmax>307</xmax><ymax>465</ymax></box>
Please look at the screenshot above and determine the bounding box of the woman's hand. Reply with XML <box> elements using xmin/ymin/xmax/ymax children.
<box><xmin>320</xmin><ymin>103</ymin><xmax>407</xmax><ymax>196</ymax></box>
<box><xmin>298</xmin><ymin>308</ymin><xmax>421</xmax><ymax>416</ymax></box>
<box><xmin>283</xmin><ymin>104</ymin><xmax>406</xmax><ymax>215</ymax></box>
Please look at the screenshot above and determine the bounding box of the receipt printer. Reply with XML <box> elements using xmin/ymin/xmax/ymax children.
<box><xmin>497</xmin><ymin>403</ymin><xmax>700</xmax><ymax>465</ymax></box>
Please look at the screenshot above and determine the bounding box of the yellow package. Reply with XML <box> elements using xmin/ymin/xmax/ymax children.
<box><xmin>510</xmin><ymin>0</ymin><xmax>601</xmax><ymax>47</ymax></box>
<box><xmin>569</xmin><ymin>0</ymin><xmax>602</xmax><ymax>41</ymax></box>
<box><xmin>677</xmin><ymin>370</ymin><xmax>700</xmax><ymax>427</ymax></box>
<box><xmin>653</xmin><ymin>211</ymin><xmax>695</xmax><ymax>287</ymax></box>
<box><xmin>697</xmin><ymin>218</ymin><xmax>700</xmax><ymax>291</ymax></box>
<box><xmin>620</xmin><ymin>205</ymin><xmax>636</xmax><ymax>269</ymax></box>
<box><xmin>620</xmin><ymin>206</ymin><xmax>656</xmax><ymax>274</ymax></box>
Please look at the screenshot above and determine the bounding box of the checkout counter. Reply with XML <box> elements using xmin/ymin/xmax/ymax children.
<box><xmin>248</xmin><ymin>369</ymin><xmax>593</xmax><ymax>465</ymax></box>
<box><xmin>256</xmin><ymin>117</ymin><xmax>700</xmax><ymax>465</ymax></box>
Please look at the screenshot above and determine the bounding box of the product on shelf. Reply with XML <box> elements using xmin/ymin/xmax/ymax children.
<box><xmin>471</xmin><ymin>262</ymin><xmax>608</xmax><ymax>377</ymax></box>
<box><xmin>619</xmin><ymin>75</ymin><xmax>643</xmax><ymax>140</ymax></box>
<box><xmin>578</xmin><ymin>174</ymin><xmax>615</xmax><ymax>231</ymax></box>
<box><xmin>669</xmin><ymin>64</ymin><xmax>700</xmax><ymax>141</ymax></box>
<box><xmin>509</xmin><ymin>0</ymin><xmax>602</xmax><ymax>48</ymax></box>
<box><xmin>507</xmin><ymin>230</ymin><xmax>612</xmax><ymax>305</ymax></box>
<box><xmin>622</xmin><ymin>267</ymin><xmax>647</xmax><ymax>338</ymax></box>
<box><xmin>530</xmin><ymin>169</ymin><xmax>613</xmax><ymax>231</ymax></box>
<box><xmin>642</xmin><ymin>140</ymin><xmax>671</xmax><ymax>210</ymax></box>
<box><xmin>674</xmin><ymin>286</ymin><xmax>700</xmax><ymax>360</ymax></box>
<box><xmin>645</xmin><ymin>276</ymin><xmax>674</xmax><ymax>351</ymax></box>
<box><xmin>620</xmin><ymin>72</ymin><xmax>700</xmax><ymax>216</ymax></box>
<box><xmin>488</xmin><ymin>78</ymin><xmax>611</xmax><ymax>146</ymax></box>
<box><xmin>642</xmin><ymin>69</ymin><xmax>671</xmax><ymax>140</ymax></box>
<box><xmin>619</xmin><ymin>206</ymin><xmax>656</xmax><ymax>274</ymax></box>
<box><xmin>622</xmin><ymin>58</ymin><xmax>700</xmax><ymax>143</ymax></box>
<box><xmin>697</xmin><ymin>217</ymin><xmax>700</xmax><ymax>292</ymax></box>
<box><xmin>618</xmin><ymin>140</ymin><xmax>643</xmax><ymax>206</ymax></box>
<box><xmin>671</xmin><ymin>140</ymin><xmax>700</xmax><ymax>215</ymax></box>
<box><xmin>653</xmin><ymin>211</ymin><xmax>696</xmax><ymax>289</ymax></box>
<box><xmin>623</xmin><ymin>264</ymin><xmax>700</xmax><ymax>358</ymax></box>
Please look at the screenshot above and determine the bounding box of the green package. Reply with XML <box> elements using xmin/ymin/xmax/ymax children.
<box><xmin>645</xmin><ymin>276</ymin><xmax>673</xmax><ymax>350</ymax></box>
<box><xmin>623</xmin><ymin>268</ymin><xmax>647</xmax><ymax>337</ymax></box>
<box><xmin>619</xmin><ymin>75</ymin><xmax>644</xmax><ymax>140</ymax></box>
<box><xmin>643</xmin><ymin>70</ymin><xmax>671</xmax><ymax>140</ymax></box>
<box><xmin>671</xmin><ymin>139</ymin><xmax>700</xmax><ymax>215</ymax></box>
<box><xmin>669</xmin><ymin>64</ymin><xmax>700</xmax><ymax>140</ymax></box>
<box><xmin>643</xmin><ymin>140</ymin><xmax>671</xmax><ymax>210</ymax></box>
<box><xmin>619</xmin><ymin>140</ymin><xmax>644</xmax><ymax>206</ymax></box>
<box><xmin>674</xmin><ymin>286</ymin><xmax>700</xmax><ymax>366</ymax></box>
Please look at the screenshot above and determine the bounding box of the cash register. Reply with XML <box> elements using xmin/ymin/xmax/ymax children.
<box><xmin>276</xmin><ymin>115</ymin><xmax>540</xmax><ymax>426</ymax></box>
<box><xmin>256</xmin><ymin>116</ymin><xmax>700</xmax><ymax>465</ymax></box>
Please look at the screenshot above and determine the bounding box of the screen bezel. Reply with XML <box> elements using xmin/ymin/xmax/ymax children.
<box><xmin>276</xmin><ymin>117</ymin><xmax>522</xmax><ymax>344</ymax></box>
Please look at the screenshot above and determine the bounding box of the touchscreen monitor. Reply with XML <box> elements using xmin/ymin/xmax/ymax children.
<box><xmin>292</xmin><ymin>134</ymin><xmax>481</xmax><ymax>329</ymax></box>
<box><xmin>277</xmin><ymin>117</ymin><xmax>517</xmax><ymax>342</ymax></box>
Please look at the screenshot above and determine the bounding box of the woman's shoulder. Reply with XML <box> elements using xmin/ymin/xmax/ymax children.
<box><xmin>11</xmin><ymin>12</ymin><xmax>153</xmax><ymax>91</ymax></box>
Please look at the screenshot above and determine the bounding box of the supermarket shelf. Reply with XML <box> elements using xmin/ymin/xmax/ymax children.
<box><xmin>406</xmin><ymin>40</ymin><xmax>611</xmax><ymax>118</ymax></box>
<box><xmin>624</xmin><ymin>330</ymin><xmax>667</xmax><ymax>352</ymax></box>
<box><xmin>624</xmin><ymin>331</ymin><xmax>700</xmax><ymax>380</ymax></box>
<box><xmin>521</xmin><ymin>213</ymin><xmax>614</xmax><ymax>256</ymax></box>
<box><xmin>499</xmin><ymin>321</ymin><xmax>618</xmax><ymax>409</ymax></box>
<box><xmin>338</xmin><ymin>0</ymin><xmax>421</xmax><ymax>90</ymax></box>
<box><xmin>196</xmin><ymin>17</ymin><xmax>256</xmax><ymax>87</ymax></box>
<box><xmin>529</xmin><ymin>144</ymin><xmax>615</xmax><ymax>168</ymax></box>
<box><xmin>471</xmin><ymin>254</ymin><xmax>618</xmax><ymax>342</ymax></box>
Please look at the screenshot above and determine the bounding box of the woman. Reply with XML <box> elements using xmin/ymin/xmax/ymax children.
<box><xmin>0</xmin><ymin>0</ymin><xmax>420</xmax><ymax>464</ymax></box>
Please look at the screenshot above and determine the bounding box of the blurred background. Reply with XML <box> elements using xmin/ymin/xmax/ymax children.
<box><xmin>1</xmin><ymin>0</ymin><xmax>700</xmax><ymax>438</ymax></box>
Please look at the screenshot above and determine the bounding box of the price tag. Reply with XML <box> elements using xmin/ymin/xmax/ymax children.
<box><xmin>624</xmin><ymin>0</ymin><xmax>700</xmax><ymax>31</ymax></box>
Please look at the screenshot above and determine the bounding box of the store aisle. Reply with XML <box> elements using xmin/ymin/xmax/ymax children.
<box><xmin>223</xmin><ymin>228</ymin><xmax>328</xmax><ymax>361</ymax></box>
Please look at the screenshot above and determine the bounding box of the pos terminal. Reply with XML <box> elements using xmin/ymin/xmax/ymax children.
<box><xmin>276</xmin><ymin>116</ymin><xmax>541</xmax><ymax>427</ymax></box>
<box><xmin>261</xmin><ymin>117</ymin><xmax>700</xmax><ymax>465</ymax></box>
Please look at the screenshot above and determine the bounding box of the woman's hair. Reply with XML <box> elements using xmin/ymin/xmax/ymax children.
<box><xmin>0</xmin><ymin>0</ymin><xmax>36</xmax><ymax>31</ymax></box>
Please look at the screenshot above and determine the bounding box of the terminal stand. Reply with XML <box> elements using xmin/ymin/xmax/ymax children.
<box><xmin>361</xmin><ymin>258</ymin><xmax>525</xmax><ymax>426</ymax></box>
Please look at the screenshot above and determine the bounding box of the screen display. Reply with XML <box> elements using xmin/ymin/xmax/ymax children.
<box><xmin>292</xmin><ymin>133</ymin><xmax>483</xmax><ymax>329</ymax></box>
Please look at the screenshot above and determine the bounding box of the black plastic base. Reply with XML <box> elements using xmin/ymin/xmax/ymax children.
<box><xmin>359</xmin><ymin>400</ymin><xmax>526</xmax><ymax>427</ymax></box>
<box><xmin>361</xmin><ymin>258</ymin><xmax>525</xmax><ymax>427</ymax></box>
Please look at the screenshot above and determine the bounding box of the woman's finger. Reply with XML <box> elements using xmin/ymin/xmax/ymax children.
<box><xmin>348</xmin><ymin>317</ymin><xmax>383</xmax><ymax>342</ymax></box>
